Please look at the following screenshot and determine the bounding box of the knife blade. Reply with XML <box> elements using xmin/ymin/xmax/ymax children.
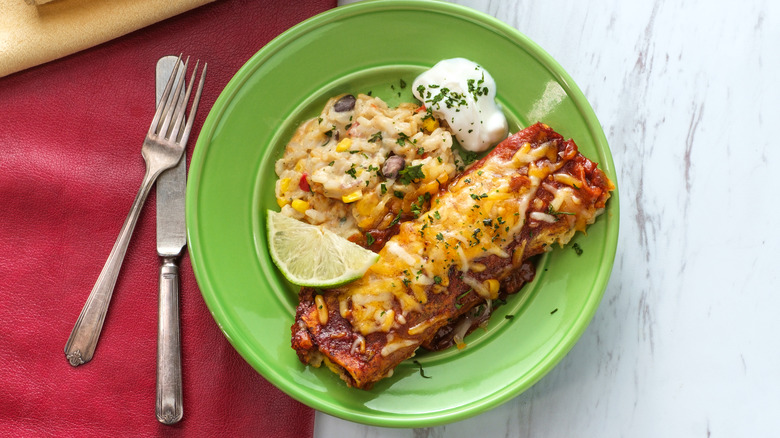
<box><xmin>155</xmin><ymin>55</ymin><xmax>185</xmax><ymax>425</ymax></box>
<box><xmin>157</xmin><ymin>56</ymin><xmax>187</xmax><ymax>259</ymax></box>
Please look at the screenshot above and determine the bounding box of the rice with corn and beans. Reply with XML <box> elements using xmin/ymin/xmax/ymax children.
<box><xmin>275</xmin><ymin>93</ymin><xmax>467</xmax><ymax>244</ymax></box>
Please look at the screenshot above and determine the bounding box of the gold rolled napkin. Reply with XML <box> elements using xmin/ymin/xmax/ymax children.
<box><xmin>0</xmin><ymin>0</ymin><xmax>215</xmax><ymax>77</ymax></box>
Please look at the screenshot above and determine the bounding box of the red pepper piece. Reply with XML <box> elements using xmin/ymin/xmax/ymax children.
<box><xmin>299</xmin><ymin>174</ymin><xmax>311</xmax><ymax>192</ymax></box>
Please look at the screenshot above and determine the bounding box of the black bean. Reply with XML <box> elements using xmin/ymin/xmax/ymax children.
<box><xmin>381</xmin><ymin>155</ymin><xmax>406</xmax><ymax>179</ymax></box>
<box><xmin>333</xmin><ymin>94</ymin><xmax>356</xmax><ymax>112</ymax></box>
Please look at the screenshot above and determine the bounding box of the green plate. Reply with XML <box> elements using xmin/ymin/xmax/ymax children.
<box><xmin>187</xmin><ymin>0</ymin><xmax>619</xmax><ymax>428</ymax></box>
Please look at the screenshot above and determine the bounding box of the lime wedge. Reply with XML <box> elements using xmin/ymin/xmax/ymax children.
<box><xmin>266</xmin><ymin>210</ymin><xmax>379</xmax><ymax>288</ymax></box>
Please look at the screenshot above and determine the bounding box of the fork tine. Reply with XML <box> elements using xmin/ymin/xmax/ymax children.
<box><xmin>169</xmin><ymin>60</ymin><xmax>199</xmax><ymax>139</ymax></box>
<box><xmin>179</xmin><ymin>63</ymin><xmax>207</xmax><ymax>145</ymax></box>
<box><xmin>149</xmin><ymin>54</ymin><xmax>182</xmax><ymax>134</ymax></box>
<box><xmin>158</xmin><ymin>56</ymin><xmax>189</xmax><ymax>137</ymax></box>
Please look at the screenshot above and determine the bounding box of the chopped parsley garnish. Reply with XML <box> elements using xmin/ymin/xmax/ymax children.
<box><xmin>393</xmin><ymin>190</ymin><xmax>405</xmax><ymax>199</ymax></box>
<box><xmin>389</xmin><ymin>209</ymin><xmax>403</xmax><ymax>227</ymax></box>
<box><xmin>460</xmin><ymin>150</ymin><xmax>479</xmax><ymax>165</ymax></box>
<box><xmin>345</xmin><ymin>165</ymin><xmax>357</xmax><ymax>178</ymax></box>
<box><xmin>454</xmin><ymin>289</ymin><xmax>472</xmax><ymax>309</ymax></box>
<box><xmin>466</xmin><ymin>72</ymin><xmax>489</xmax><ymax>101</ymax></box>
<box><xmin>548</xmin><ymin>205</ymin><xmax>575</xmax><ymax>217</ymax></box>
<box><xmin>410</xmin><ymin>193</ymin><xmax>431</xmax><ymax>218</ymax></box>
<box><xmin>413</xmin><ymin>360</ymin><xmax>431</xmax><ymax>379</ymax></box>
<box><xmin>572</xmin><ymin>243</ymin><xmax>583</xmax><ymax>256</ymax></box>
<box><xmin>504</xmin><ymin>314</ymin><xmax>515</xmax><ymax>320</ymax></box>
<box><xmin>368</xmin><ymin>131</ymin><xmax>383</xmax><ymax>143</ymax></box>
<box><xmin>433</xmin><ymin>276</ymin><xmax>442</xmax><ymax>284</ymax></box>
<box><xmin>397</xmin><ymin>164</ymin><xmax>425</xmax><ymax>184</ymax></box>
<box><xmin>433</xmin><ymin>211</ymin><xmax>441</xmax><ymax>220</ymax></box>
<box><xmin>380</xmin><ymin>183</ymin><xmax>387</xmax><ymax>195</ymax></box>
<box><xmin>396</xmin><ymin>132</ymin><xmax>416</xmax><ymax>146</ymax></box>
<box><xmin>419</xmin><ymin>85</ymin><xmax>467</xmax><ymax>109</ymax></box>
<box><xmin>471</xmin><ymin>227</ymin><xmax>482</xmax><ymax>244</ymax></box>
<box><xmin>366</xmin><ymin>233</ymin><xmax>375</xmax><ymax>246</ymax></box>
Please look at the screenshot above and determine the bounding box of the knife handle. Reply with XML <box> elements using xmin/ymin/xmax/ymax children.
<box><xmin>156</xmin><ymin>257</ymin><xmax>183</xmax><ymax>425</ymax></box>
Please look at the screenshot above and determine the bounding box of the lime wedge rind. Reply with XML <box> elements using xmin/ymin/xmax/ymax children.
<box><xmin>266</xmin><ymin>210</ymin><xmax>379</xmax><ymax>288</ymax></box>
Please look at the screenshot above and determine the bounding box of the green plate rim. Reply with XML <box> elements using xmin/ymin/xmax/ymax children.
<box><xmin>187</xmin><ymin>0</ymin><xmax>620</xmax><ymax>428</ymax></box>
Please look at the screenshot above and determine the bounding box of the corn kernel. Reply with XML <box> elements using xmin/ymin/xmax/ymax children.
<box><xmin>291</xmin><ymin>199</ymin><xmax>309</xmax><ymax>213</ymax></box>
<box><xmin>484</xmin><ymin>279</ymin><xmax>500</xmax><ymax>299</ymax></box>
<box><xmin>512</xmin><ymin>241</ymin><xmax>527</xmax><ymax>266</ymax></box>
<box><xmin>276</xmin><ymin>197</ymin><xmax>289</xmax><ymax>208</ymax></box>
<box><xmin>342</xmin><ymin>190</ymin><xmax>363</xmax><ymax>203</ymax></box>
<box><xmin>380</xmin><ymin>309</ymin><xmax>395</xmax><ymax>332</ymax></box>
<box><xmin>336</xmin><ymin>138</ymin><xmax>352</xmax><ymax>152</ymax></box>
<box><xmin>419</xmin><ymin>180</ymin><xmax>439</xmax><ymax>194</ymax></box>
<box><xmin>423</xmin><ymin>117</ymin><xmax>439</xmax><ymax>133</ymax></box>
<box><xmin>279</xmin><ymin>177</ymin><xmax>291</xmax><ymax>193</ymax></box>
<box><xmin>355</xmin><ymin>192</ymin><xmax>378</xmax><ymax>216</ymax></box>
<box><xmin>470</xmin><ymin>263</ymin><xmax>487</xmax><ymax>273</ymax></box>
<box><xmin>315</xmin><ymin>295</ymin><xmax>328</xmax><ymax>325</ymax></box>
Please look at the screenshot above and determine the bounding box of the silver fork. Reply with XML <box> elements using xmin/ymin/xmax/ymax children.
<box><xmin>65</xmin><ymin>56</ymin><xmax>207</xmax><ymax>367</ymax></box>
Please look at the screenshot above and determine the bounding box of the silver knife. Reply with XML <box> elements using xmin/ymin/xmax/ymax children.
<box><xmin>155</xmin><ymin>55</ymin><xmax>186</xmax><ymax>425</ymax></box>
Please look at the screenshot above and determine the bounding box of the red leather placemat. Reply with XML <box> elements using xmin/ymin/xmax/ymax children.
<box><xmin>0</xmin><ymin>0</ymin><xmax>335</xmax><ymax>436</ymax></box>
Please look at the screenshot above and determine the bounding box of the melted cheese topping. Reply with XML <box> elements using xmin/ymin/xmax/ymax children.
<box><xmin>380</xmin><ymin>336</ymin><xmax>418</xmax><ymax>357</ymax></box>
<box><xmin>336</xmin><ymin>138</ymin><xmax>571</xmax><ymax>335</ymax></box>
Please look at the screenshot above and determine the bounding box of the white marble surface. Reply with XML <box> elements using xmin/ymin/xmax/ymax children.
<box><xmin>319</xmin><ymin>0</ymin><xmax>780</xmax><ymax>436</ymax></box>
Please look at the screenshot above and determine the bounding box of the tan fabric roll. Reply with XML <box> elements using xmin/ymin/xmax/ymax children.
<box><xmin>0</xmin><ymin>0</ymin><xmax>215</xmax><ymax>77</ymax></box>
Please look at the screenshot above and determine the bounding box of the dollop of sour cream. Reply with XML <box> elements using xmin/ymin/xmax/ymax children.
<box><xmin>412</xmin><ymin>58</ymin><xmax>508</xmax><ymax>152</ymax></box>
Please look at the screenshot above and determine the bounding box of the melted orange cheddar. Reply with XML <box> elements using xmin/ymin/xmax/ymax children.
<box><xmin>291</xmin><ymin>123</ymin><xmax>614</xmax><ymax>389</ymax></box>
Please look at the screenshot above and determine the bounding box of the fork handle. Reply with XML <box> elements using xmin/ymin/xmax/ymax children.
<box><xmin>64</xmin><ymin>168</ymin><xmax>158</xmax><ymax>366</ymax></box>
<box><xmin>156</xmin><ymin>257</ymin><xmax>183</xmax><ymax>425</ymax></box>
